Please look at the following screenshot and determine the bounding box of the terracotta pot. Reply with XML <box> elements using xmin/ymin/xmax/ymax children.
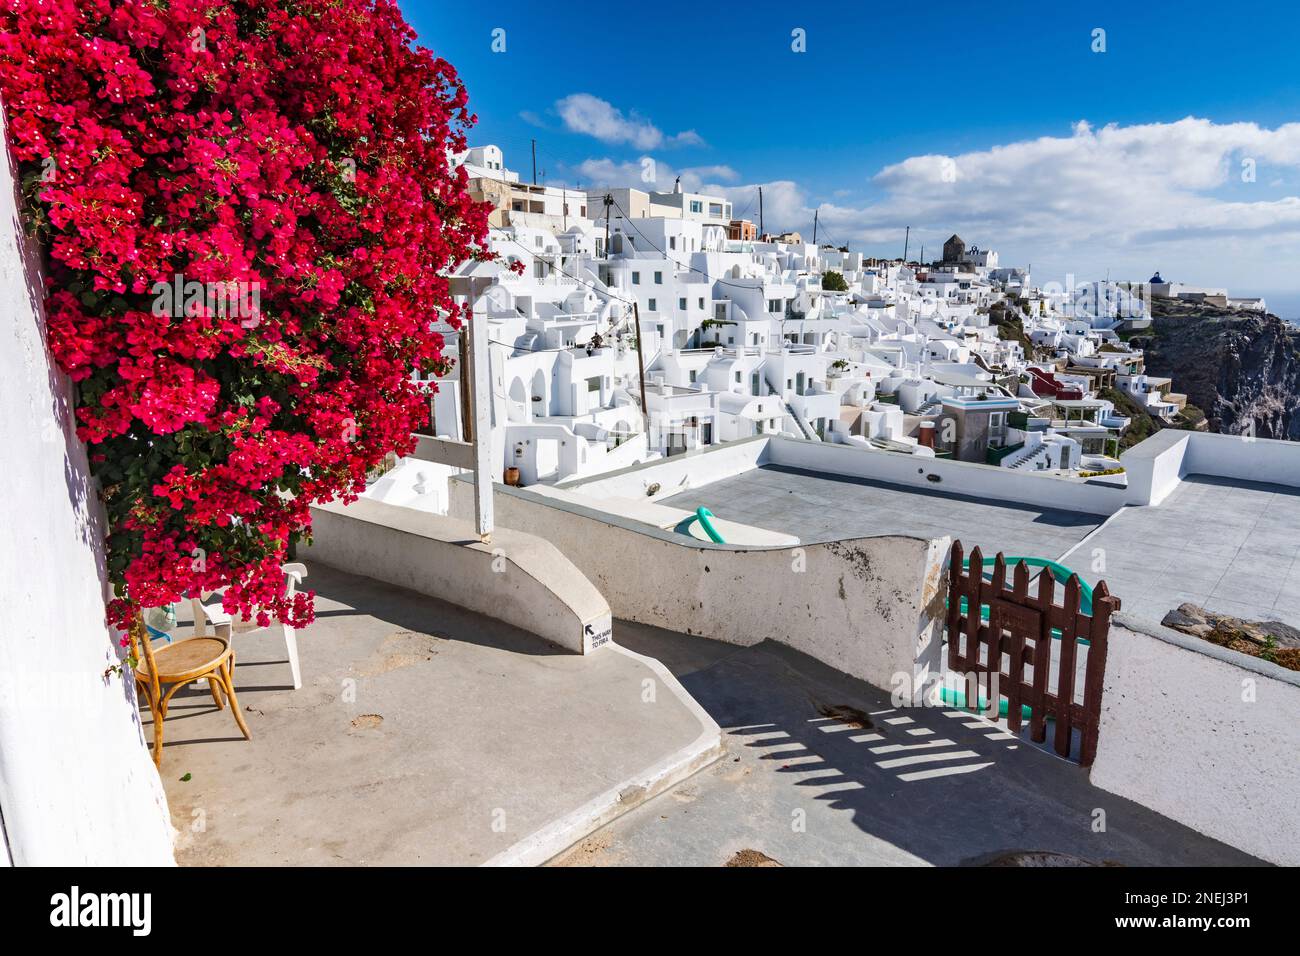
<box><xmin>504</xmin><ymin>466</ymin><xmax>521</xmax><ymax>487</ymax></box>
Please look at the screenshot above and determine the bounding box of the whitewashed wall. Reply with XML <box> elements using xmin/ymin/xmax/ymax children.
<box><xmin>450</xmin><ymin>479</ymin><xmax>948</xmax><ymax>692</ymax></box>
<box><xmin>0</xmin><ymin>107</ymin><xmax>175</xmax><ymax>865</ymax></box>
<box><xmin>766</xmin><ymin>435</ymin><xmax>1129</xmax><ymax>515</ymax></box>
<box><xmin>1090</xmin><ymin>618</ymin><xmax>1300</xmax><ymax>865</ymax></box>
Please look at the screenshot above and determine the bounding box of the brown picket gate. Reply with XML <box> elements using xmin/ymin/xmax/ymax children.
<box><xmin>946</xmin><ymin>540</ymin><xmax>1120</xmax><ymax>766</ymax></box>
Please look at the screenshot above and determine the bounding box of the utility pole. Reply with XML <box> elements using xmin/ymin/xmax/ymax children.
<box><xmin>531</xmin><ymin>139</ymin><xmax>537</xmax><ymax>185</ymax></box>
<box><xmin>603</xmin><ymin>193</ymin><xmax>613</xmax><ymax>256</ymax></box>
<box><xmin>758</xmin><ymin>186</ymin><xmax>764</xmax><ymax>236</ymax></box>
<box><xmin>903</xmin><ymin>225</ymin><xmax>910</xmax><ymax>263</ymax></box>
<box><xmin>812</xmin><ymin>209</ymin><xmax>818</xmax><ymax>245</ymax></box>
<box><xmin>920</xmin><ymin>244</ymin><xmax>924</xmax><ymax>266</ymax></box>
<box><xmin>631</xmin><ymin>302</ymin><xmax>649</xmax><ymax>438</ymax></box>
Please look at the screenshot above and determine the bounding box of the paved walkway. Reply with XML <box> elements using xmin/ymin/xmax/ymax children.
<box><xmin>156</xmin><ymin>563</ymin><xmax>715</xmax><ymax>866</ymax></box>
<box><xmin>662</xmin><ymin>464</ymin><xmax>1102</xmax><ymax>560</ymax></box>
<box><xmin>553</xmin><ymin>623</ymin><xmax>1261</xmax><ymax>867</ymax></box>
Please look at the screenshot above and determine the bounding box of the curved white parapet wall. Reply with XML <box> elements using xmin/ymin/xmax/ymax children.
<box><xmin>307</xmin><ymin>498</ymin><xmax>612</xmax><ymax>655</ymax></box>
<box><xmin>448</xmin><ymin>477</ymin><xmax>949</xmax><ymax>693</ymax></box>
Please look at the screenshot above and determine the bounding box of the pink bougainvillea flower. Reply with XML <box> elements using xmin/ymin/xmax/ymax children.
<box><xmin>1</xmin><ymin>0</ymin><xmax>494</xmax><ymax>630</ymax></box>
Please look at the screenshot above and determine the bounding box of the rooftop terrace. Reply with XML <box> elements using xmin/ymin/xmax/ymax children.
<box><xmin>662</xmin><ymin>463</ymin><xmax>1102</xmax><ymax>560</ymax></box>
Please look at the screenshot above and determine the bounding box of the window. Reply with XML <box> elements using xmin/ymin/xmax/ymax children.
<box><xmin>689</xmin><ymin>370</ymin><xmax>697</xmax><ymax>383</ymax></box>
<box><xmin>534</xmin><ymin>235</ymin><xmax>542</xmax><ymax>247</ymax></box>
<box><xmin>690</xmin><ymin>200</ymin><xmax>703</xmax><ymax>213</ymax></box>
<box><xmin>669</xmin><ymin>237</ymin><xmax>677</xmax><ymax>250</ymax></box>
<box><xmin>734</xmin><ymin>371</ymin><xmax>742</xmax><ymax>383</ymax></box>
<box><xmin>632</xmin><ymin>272</ymin><xmax>640</xmax><ymax>285</ymax></box>
<box><xmin>648</xmin><ymin>298</ymin><xmax>657</xmax><ymax>311</ymax></box>
<box><xmin>709</xmin><ymin>203</ymin><xmax>723</xmax><ymax>217</ymax></box>
<box><xmin>580</xmin><ymin>205</ymin><xmax>587</xmax><ymax>217</ymax></box>
<box><xmin>698</xmin><ymin>297</ymin><xmax>705</xmax><ymax>309</ymax></box>
<box><xmin>768</xmin><ymin>299</ymin><xmax>781</xmax><ymax>312</ymax></box>
<box><xmin>586</xmin><ymin>376</ymin><xmax>601</xmax><ymax>393</ymax></box>
<box><xmin>715</xmin><ymin>304</ymin><xmax>727</xmax><ymax>320</ymax></box>
<box><xmin>654</xmin><ymin>271</ymin><xmax>663</xmax><ymax>284</ymax></box>
<box><xmin>678</xmin><ymin>297</ymin><xmax>687</xmax><ymax>311</ymax></box>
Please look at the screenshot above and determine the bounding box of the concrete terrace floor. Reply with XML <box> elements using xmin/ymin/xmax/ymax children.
<box><xmin>554</xmin><ymin>624</ymin><xmax>1261</xmax><ymax>867</ymax></box>
<box><xmin>662</xmin><ymin>464</ymin><xmax>1102</xmax><ymax>561</ymax></box>
<box><xmin>1070</xmin><ymin>475</ymin><xmax>1300</xmax><ymax>630</ymax></box>
<box><xmin>154</xmin><ymin>562</ymin><xmax>712</xmax><ymax>866</ymax></box>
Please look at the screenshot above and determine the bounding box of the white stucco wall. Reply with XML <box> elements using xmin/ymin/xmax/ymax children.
<box><xmin>1120</xmin><ymin>430</ymin><xmax>1300</xmax><ymax>507</ymax></box>
<box><xmin>307</xmin><ymin>499</ymin><xmax>612</xmax><ymax>655</ymax></box>
<box><xmin>562</xmin><ymin>435</ymin><xmax>769</xmax><ymax>502</ymax></box>
<box><xmin>0</xmin><ymin>108</ymin><xmax>175</xmax><ymax>865</ymax></box>
<box><xmin>1183</xmin><ymin>430</ymin><xmax>1300</xmax><ymax>488</ymax></box>
<box><xmin>765</xmin><ymin>436</ymin><xmax>1129</xmax><ymax>516</ymax></box>
<box><xmin>449</xmin><ymin>479</ymin><xmax>948</xmax><ymax>691</ymax></box>
<box><xmin>1090</xmin><ymin>618</ymin><xmax>1300</xmax><ymax>865</ymax></box>
<box><xmin>1119</xmin><ymin>429</ymin><xmax>1189</xmax><ymax>506</ymax></box>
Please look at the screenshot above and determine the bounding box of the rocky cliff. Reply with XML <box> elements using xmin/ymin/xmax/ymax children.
<box><xmin>1135</xmin><ymin>299</ymin><xmax>1300</xmax><ymax>441</ymax></box>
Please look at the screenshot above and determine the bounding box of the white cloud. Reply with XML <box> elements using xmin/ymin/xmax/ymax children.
<box><xmin>566</xmin><ymin>158</ymin><xmax>738</xmax><ymax>194</ymax></box>
<box><xmin>783</xmin><ymin>118</ymin><xmax>1300</xmax><ymax>286</ymax></box>
<box><xmin>556</xmin><ymin>119</ymin><xmax>1300</xmax><ymax>291</ymax></box>
<box><xmin>554</xmin><ymin>94</ymin><xmax>706</xmax><ymax>150</ymax></box>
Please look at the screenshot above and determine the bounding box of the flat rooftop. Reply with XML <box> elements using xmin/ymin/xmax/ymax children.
<box><xmin>1070</xmin><ymin>474</ymin><xmax>1300</xmax><ymax>630</ymax></box>
<box><xmin>661</xmin><ymin>463</ymin><xmax>1103</xmax><ymax>560</ymax></box>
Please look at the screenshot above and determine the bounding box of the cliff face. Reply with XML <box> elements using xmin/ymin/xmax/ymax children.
<box><xmin>1137</xmin><ymin>300</ymin><xmax>1300</xmax><ymax>441</ymax></box>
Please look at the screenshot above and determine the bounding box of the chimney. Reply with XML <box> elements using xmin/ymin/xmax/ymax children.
<box><xmin>918</xmin><ymin>421</ymin><xmax>936</xmax><ymax>448</ymax></box>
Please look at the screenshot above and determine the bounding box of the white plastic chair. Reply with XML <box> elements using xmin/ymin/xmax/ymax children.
<box><xmin>191</xmin><ymin>563</ymin><xmax>306</xmax><ymax>690</ymax></box>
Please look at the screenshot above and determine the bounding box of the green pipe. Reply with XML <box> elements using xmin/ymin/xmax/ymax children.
<box><xmin>947</xmin><ymin>555</ymin><xmax>1094</xmax><ymax>646</ymax></box>
<box><xmin>962</xmin><ymin>555</ymin><xmax>1094</xmax><ymax>615</ymax></box>
<box><xmin>938</xmin><ymin>684</ymin><xmax>1033</xmax><ymax>721</ymax></box>
<box><xmin>694</xmin><ymin>506</ymin><xmax>726</xmax><ymax>543</ymax></box>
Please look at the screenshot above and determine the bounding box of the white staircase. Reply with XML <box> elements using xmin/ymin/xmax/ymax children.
<box><xmin>1007</xmin><ymin>445</ymin><xmax>1049</xmax><ymax>470</ymax></box>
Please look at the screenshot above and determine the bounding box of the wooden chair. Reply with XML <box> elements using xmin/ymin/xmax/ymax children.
<box><xmin>128</xmin><ymin>613</ymin><xmax>251</xmax><ymax>769</ymax></box>
<box><xmin>190</xmin><ymin>563</ymin><xmax>307</xmax><ymax>690</ymax></box>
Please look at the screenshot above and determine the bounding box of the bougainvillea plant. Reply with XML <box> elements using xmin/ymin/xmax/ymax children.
<box><xmin>0</xmin><ymin>0</ymin><xmax>495</xmax><ymax>632</ymax></box>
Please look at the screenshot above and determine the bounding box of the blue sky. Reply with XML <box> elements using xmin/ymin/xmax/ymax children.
<box><xmin>403</xmin><ymin>1</ymin><xmax>1300</xmax><ymax>315</ymax></box>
